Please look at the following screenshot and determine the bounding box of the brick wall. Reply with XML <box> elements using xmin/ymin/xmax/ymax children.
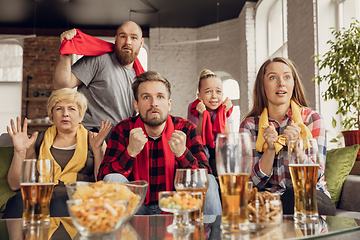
<box><xmin>149</xmin><ymin>5</ymin><xmax>254</xmax><ymax>120</ymax></box>
<box><xmin>149</xmin><ymin>28</ymin><xmax>198</xmax><ymax>118</ymax></box>
<box><xmin>196</xmin><ymin>19</ymin><xmax>240</xmax><ymax>80</ymax></box>
<box><xmin>241</xmin><ymin>2</ymin><xmax>256</xmax><ymax>120</ymax></box>
<box><xmin>196</xmin><ymin>19</ymin><xmax>240</xmax><ymax>108</ymax></box>
<box><xmin>22</xmin><ymin>37</ymin><xmax>59</xmax><ymax>131</ymax></box>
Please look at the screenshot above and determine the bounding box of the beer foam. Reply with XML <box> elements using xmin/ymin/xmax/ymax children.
<box><xmin>288</xmin><ymin>164</ymin><xmax>319</xmax><ymax>167</ymax></box>
<box><xmin>21</xmin><ymin>182</ymin><xmax>54</xmax><ymax>186</ymax></box>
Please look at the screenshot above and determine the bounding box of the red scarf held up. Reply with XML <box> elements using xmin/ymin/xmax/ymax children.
<box><xmin>132</xmin><ymin>116</ymin><xmax>176</xmax><ymax>205</ymax></box>
<box><xmin>59</xmin><ymin>29</ymin><xmax>144</xmax><ymax>75</ymax></box>
<box><xmin>190</xmin><ymin>99</ymin><xmax>233</xmax><ymax>148</ymax></box>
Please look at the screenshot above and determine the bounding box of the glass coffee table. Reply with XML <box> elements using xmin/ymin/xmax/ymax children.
<box><xmin>1</xmin><ymin>215</ymin><xmax>359</xmax><ymax>239</ymax></box>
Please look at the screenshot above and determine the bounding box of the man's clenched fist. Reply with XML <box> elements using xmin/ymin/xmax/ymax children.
<box><xmin>127</xmin><ymin>127</ymin><xmax>148</xmax><ymax>157</ymax></box>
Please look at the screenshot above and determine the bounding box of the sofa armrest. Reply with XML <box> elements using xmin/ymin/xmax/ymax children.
<box><xmin>338</xmin><ymin>175</ymin><xmax>360</xmax><ymax>211</ymax></box>
<box><xmin>0</xmin><ymin>133</ymin><xmax>13</xmax><ymax>147</ymax></box>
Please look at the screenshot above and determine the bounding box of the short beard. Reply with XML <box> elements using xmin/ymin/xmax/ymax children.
<box><xmin>139</xmin><ymin>109</ymin><xmax>168</xmax><ymax>127</ymax></box>
<box><xmin>115</xmin><ymin>46</ymin><xmax>140</xmax><ymax>66</ymax></box>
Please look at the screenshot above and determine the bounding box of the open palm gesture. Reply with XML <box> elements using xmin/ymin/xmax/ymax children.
<box><xmin>7</xmin><ymin>117</ymin><xmax>38</xmax><ymax>153</ymax></box>
<box><xmin>89</xmin><ymin>120</ymin><xmax>112</xmax><ymax>151</ymax></box>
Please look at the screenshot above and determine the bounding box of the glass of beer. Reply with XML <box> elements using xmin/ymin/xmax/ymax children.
<box><xmin>174</xmin><ymin>168</ymin><xmax>208</xmax><ymax>222</ymax></box>
<box><xmin>215</xmin><ymin>132</ymin><xmax>253</xmax><ymax>233</ymax></box>
<box><xmin>21</xmin><ymin>159</ymin><xmax>54</xmax><ymax>226</ymax></box>
<box><xmin>294</xmin><ymin>221</ymin><xmax>320</xmax><ymax>237</ymax></box>
<box><xmin>22</xmin><ymin>223</ymin><xmax>50</xmax><ymax>240</ymax></box>
<box><xmin>288</xmin><ymin>138</ymin><xmax>319</xmax><ymax>223</ymax></box>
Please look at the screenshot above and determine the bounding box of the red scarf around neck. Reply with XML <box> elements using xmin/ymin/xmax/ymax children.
<box><xmin>59</xmin><ymin>29</ymin><xmax>144</xmax><ymax>75</ymax></box>
<box><xmin>132</xmin><ymin>116</ymin><xmax>176</xmax><ymax>204</ymax></box>
<box><xmin>190</xmin><ymin>99</ymin><xmax>233</xmax><ymax>148</ymax></box>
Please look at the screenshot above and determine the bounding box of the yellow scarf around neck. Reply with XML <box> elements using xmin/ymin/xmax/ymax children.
<box><xmin>255</xmin><ymin>100</ymin><xmax>313</xmax><ymax>154</ymax></box>
<box><xmin>38</xmin><ymin>124</ymin><xmax>88</xmax><ymax>185</ymax></box>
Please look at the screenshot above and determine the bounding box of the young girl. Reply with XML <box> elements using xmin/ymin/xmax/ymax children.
<box><xmin>187</xmin><ymin>69</ymin><xmax>233</xmax><ymax>176</ymax></box>
<box><xmin>239</xmin><ymin>57</ymin><xmax>336</xmax><ymax>216</ymax></box>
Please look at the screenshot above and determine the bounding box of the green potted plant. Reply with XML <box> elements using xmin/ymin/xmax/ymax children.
<box><xmin>313</xmin><ymin>19</ymin><xmax>360</xmax><ymax>158</ymax></box>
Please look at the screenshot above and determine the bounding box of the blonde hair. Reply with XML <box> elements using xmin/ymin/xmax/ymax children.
<box><xmin>47</xmin><ymin>88</ymin><xmax>87</xmax><ymax>121</ymax></box>
<box><xmin>197</xmin><ymin>69</ymin><xmax>219</xmax><ymax>91</ymax></box>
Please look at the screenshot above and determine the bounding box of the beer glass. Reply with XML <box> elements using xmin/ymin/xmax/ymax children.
<box><xmin>288</xmin><ymin>138</ymin><xmax>319</xmax><ymax>223</ymax></box>
<box><xmin>294</xmin><ymin>221</ymin><xmax>319</xmax><ymax>237</ymax></box>
<box><xmin>22</xmin><ymin>224</ymin><xmax>50</xmax><ymax>240</ymax></box>
<box><xmin>215</xmin><ymin>132</ymin><xmax>253</xmax><ymax>233</ymax></box>
<box><xmin>174</xmin><ymin>168</ymin><xmax>208</xmax><ymax>222</ymax></box>
<box><xmin>21</xmin><ymin>159</ymin><xmax>54</xmax><ymax>226</ymax></box>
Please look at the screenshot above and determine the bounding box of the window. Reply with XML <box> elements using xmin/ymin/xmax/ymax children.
<box><xmin>338</xmin><ymin>0</ymin><xmax>360</xmax><ymax>29</ymax></box>
<box><xmin>268</xmin><ymin>0</ymin><xmax>288</xmax><ymax>58</ymax></box>
<box><xmin>0</xmin><ymin>43</ymin><xmax>23</xmax><ymax>82</ymax></box>
<box><xmin>222</xmin><ymin>79</ymin><xmax>240</xmax><ymax>133</ymax></box>
<box><xmin>255</xmin><ymin>0</ymin><xmax>288</xmax><ymax>69</ymax></box>
<box><xmin>138</xmin><ymin>46</ymin><xmax>148</xmax><ymax>71</ymax></box>
<box><xmin>0</xmin><ymin>42</ymin><xmax>23</xmax><ymax>134</ymax></box>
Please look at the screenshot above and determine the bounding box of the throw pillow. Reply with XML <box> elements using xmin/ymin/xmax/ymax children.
<box><xmin>325</xmin><ymin>144</ymin><xmax>360</xmax><ymax>206</ymax></box>
<box><xmin>325</xmin><ymin>215</ymin><xmax>358</xmax><ymax>232</ymax></box>
<box><xmin>0</xmin><ymin>146</ymin><xmax>16</xmax><ymax>212</ymax></box>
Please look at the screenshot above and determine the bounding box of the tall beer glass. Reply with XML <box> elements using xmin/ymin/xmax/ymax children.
<box><xmin>216</xmin><ymin>133</ymin><xmax>253</xmax><ymax>233</ymax></box>
<box><xmin>21</xmin><ymin>159</ymin><xmax>54</xmax><ymax>226</ymax></box>
<box><xmin>22</xmin><ymin>223</ymin><xmax>50</xmax><ymax>240</ymax></box>
<box><xmin>174</xmin><ymin>169</ymin><xmax>208</xmax><ymax>222</ymax></box>
<box><xmin>288</xmin><ymin>139</ymin><xmax>319</xmax><ymax>223</ymax></box>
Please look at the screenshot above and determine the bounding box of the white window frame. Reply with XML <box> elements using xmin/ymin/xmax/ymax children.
<box><xmin>267</xmin><ymin>0</ymin><xmax>288</xmax><ymax>58</ymax></box>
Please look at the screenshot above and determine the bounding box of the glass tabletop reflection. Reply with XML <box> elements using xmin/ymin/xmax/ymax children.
<box><xmin>1</xmin><ymin>215</ymin><xmax>360</xmax><ymax>240</ymax></box>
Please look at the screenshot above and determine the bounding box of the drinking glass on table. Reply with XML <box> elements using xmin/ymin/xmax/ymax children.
<box><xmin>288</xmin><ymin>138</ymin><xmax>319</xmax><ymax>223</ymax></box>
<box><xmin>215</xmin><ymin>132</ymin><xmax>253</xmax><ymax>234</ymax></box>
<box><xmin>21</xmin><ymin>159</ymin><xmax>54</xmax><ymax>226</ymax></box>
<box><xmin>174</xmin><ymin>168</ymin><xmax>209</xmax><ymax>222</ymax></box>
<box><xmin>294</xmin><ymin>221</ymin><xmax>320</xmax><ymax>237</ymax></box>
<box><xmin>159</xmin><ymin>191</ymin><xmax>203</xmax><ymax>235</ymax></box>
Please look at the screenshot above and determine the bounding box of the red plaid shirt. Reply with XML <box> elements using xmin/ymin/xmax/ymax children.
<box><xmin>98</xmin><ymin>115</ymin><xmax>211</xmax><ymax>204</ymax></box>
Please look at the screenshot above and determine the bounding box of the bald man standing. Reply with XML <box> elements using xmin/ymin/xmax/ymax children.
<box><xmin>53</xmin><ymin>21</ymin><xmax>144</xmax><ymax>131</ymax></box>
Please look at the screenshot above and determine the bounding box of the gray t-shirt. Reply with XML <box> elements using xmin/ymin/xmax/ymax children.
<box><xmin>72</xmin><ymin>52</ymin><xmax>136</xmax><ymax>129</ymax></box>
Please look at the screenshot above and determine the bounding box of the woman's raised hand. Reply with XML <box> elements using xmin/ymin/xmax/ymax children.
<box><xmin>7</xmin><ymin>117</ymin><xmax>38</xmax><ymax>153</ymax></box>
<box><xmin>263</xmin><ymin>124</ymin><xmax>278</xmax><ymax>150</ymax></box>
<box><xmin>283</xmin><ymin>121</ymin><xmax>301</xmax><ymax>145</ymax></box>
<box><xmin>89</xmin><ymin>119</ymin><xmax>112</xmax><ymax>150</ymax></box>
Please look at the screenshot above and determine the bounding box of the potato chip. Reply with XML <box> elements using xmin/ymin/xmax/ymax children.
<box><xmin>71</xmin><ymin>181</ymin><xmax>140</xmax><ymax>219</ymax></box>
<box><xmin>69</xmin><ymin>198</ymin><xmax>127</xmax><ymax>234</ymax></box>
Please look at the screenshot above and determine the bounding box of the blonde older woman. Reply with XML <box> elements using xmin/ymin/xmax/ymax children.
<box><xmin>2</xmin><ymin>88</ymin><xmax>111</xmax><ymax>218</ymax></box>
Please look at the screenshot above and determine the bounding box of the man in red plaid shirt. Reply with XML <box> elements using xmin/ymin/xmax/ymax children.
<box><xmin>98</xmin><ymin>71</ymin><xmax>222</xmax><ymax>215</ymax></box>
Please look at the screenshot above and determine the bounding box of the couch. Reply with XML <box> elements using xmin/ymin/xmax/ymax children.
<box><xmin>324</xmin><ymin>144</ymin><xmax>360</xmax><ymax>219</ymax></box>
<box><xmin>0</xmin><ymin>133</ymin><xmax>16</xmax><ymax>217</ymax></box>
<box><xmin>1</xmin><ymin>132</ymin><xmax>360</xmax><ymax>219</ymax></box>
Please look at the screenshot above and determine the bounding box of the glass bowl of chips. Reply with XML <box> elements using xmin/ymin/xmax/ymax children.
<box><xmin>67</xmin><ymin>198</ymin><xmax>129</xmax><ymax>237</ymax></box>
<box><xmin>66</xmin><ymin>180</ymin><xmax>148</xmax><ymax>222</ymax></box>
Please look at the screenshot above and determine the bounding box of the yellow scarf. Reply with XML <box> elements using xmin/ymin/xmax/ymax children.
<box><xmin>49</xmin><ymin>217</ymin><xmax>78</xmax><ymax>239</ymax></box>
<box><xmin>255</xmin><ymin>100</ymin><xmax>313</xmax><ymax>154</ymax></box>
<box><xmin>38</xmin><ymin>124</ymin><xmax>88</xmax><ymax>185</ymax></box>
